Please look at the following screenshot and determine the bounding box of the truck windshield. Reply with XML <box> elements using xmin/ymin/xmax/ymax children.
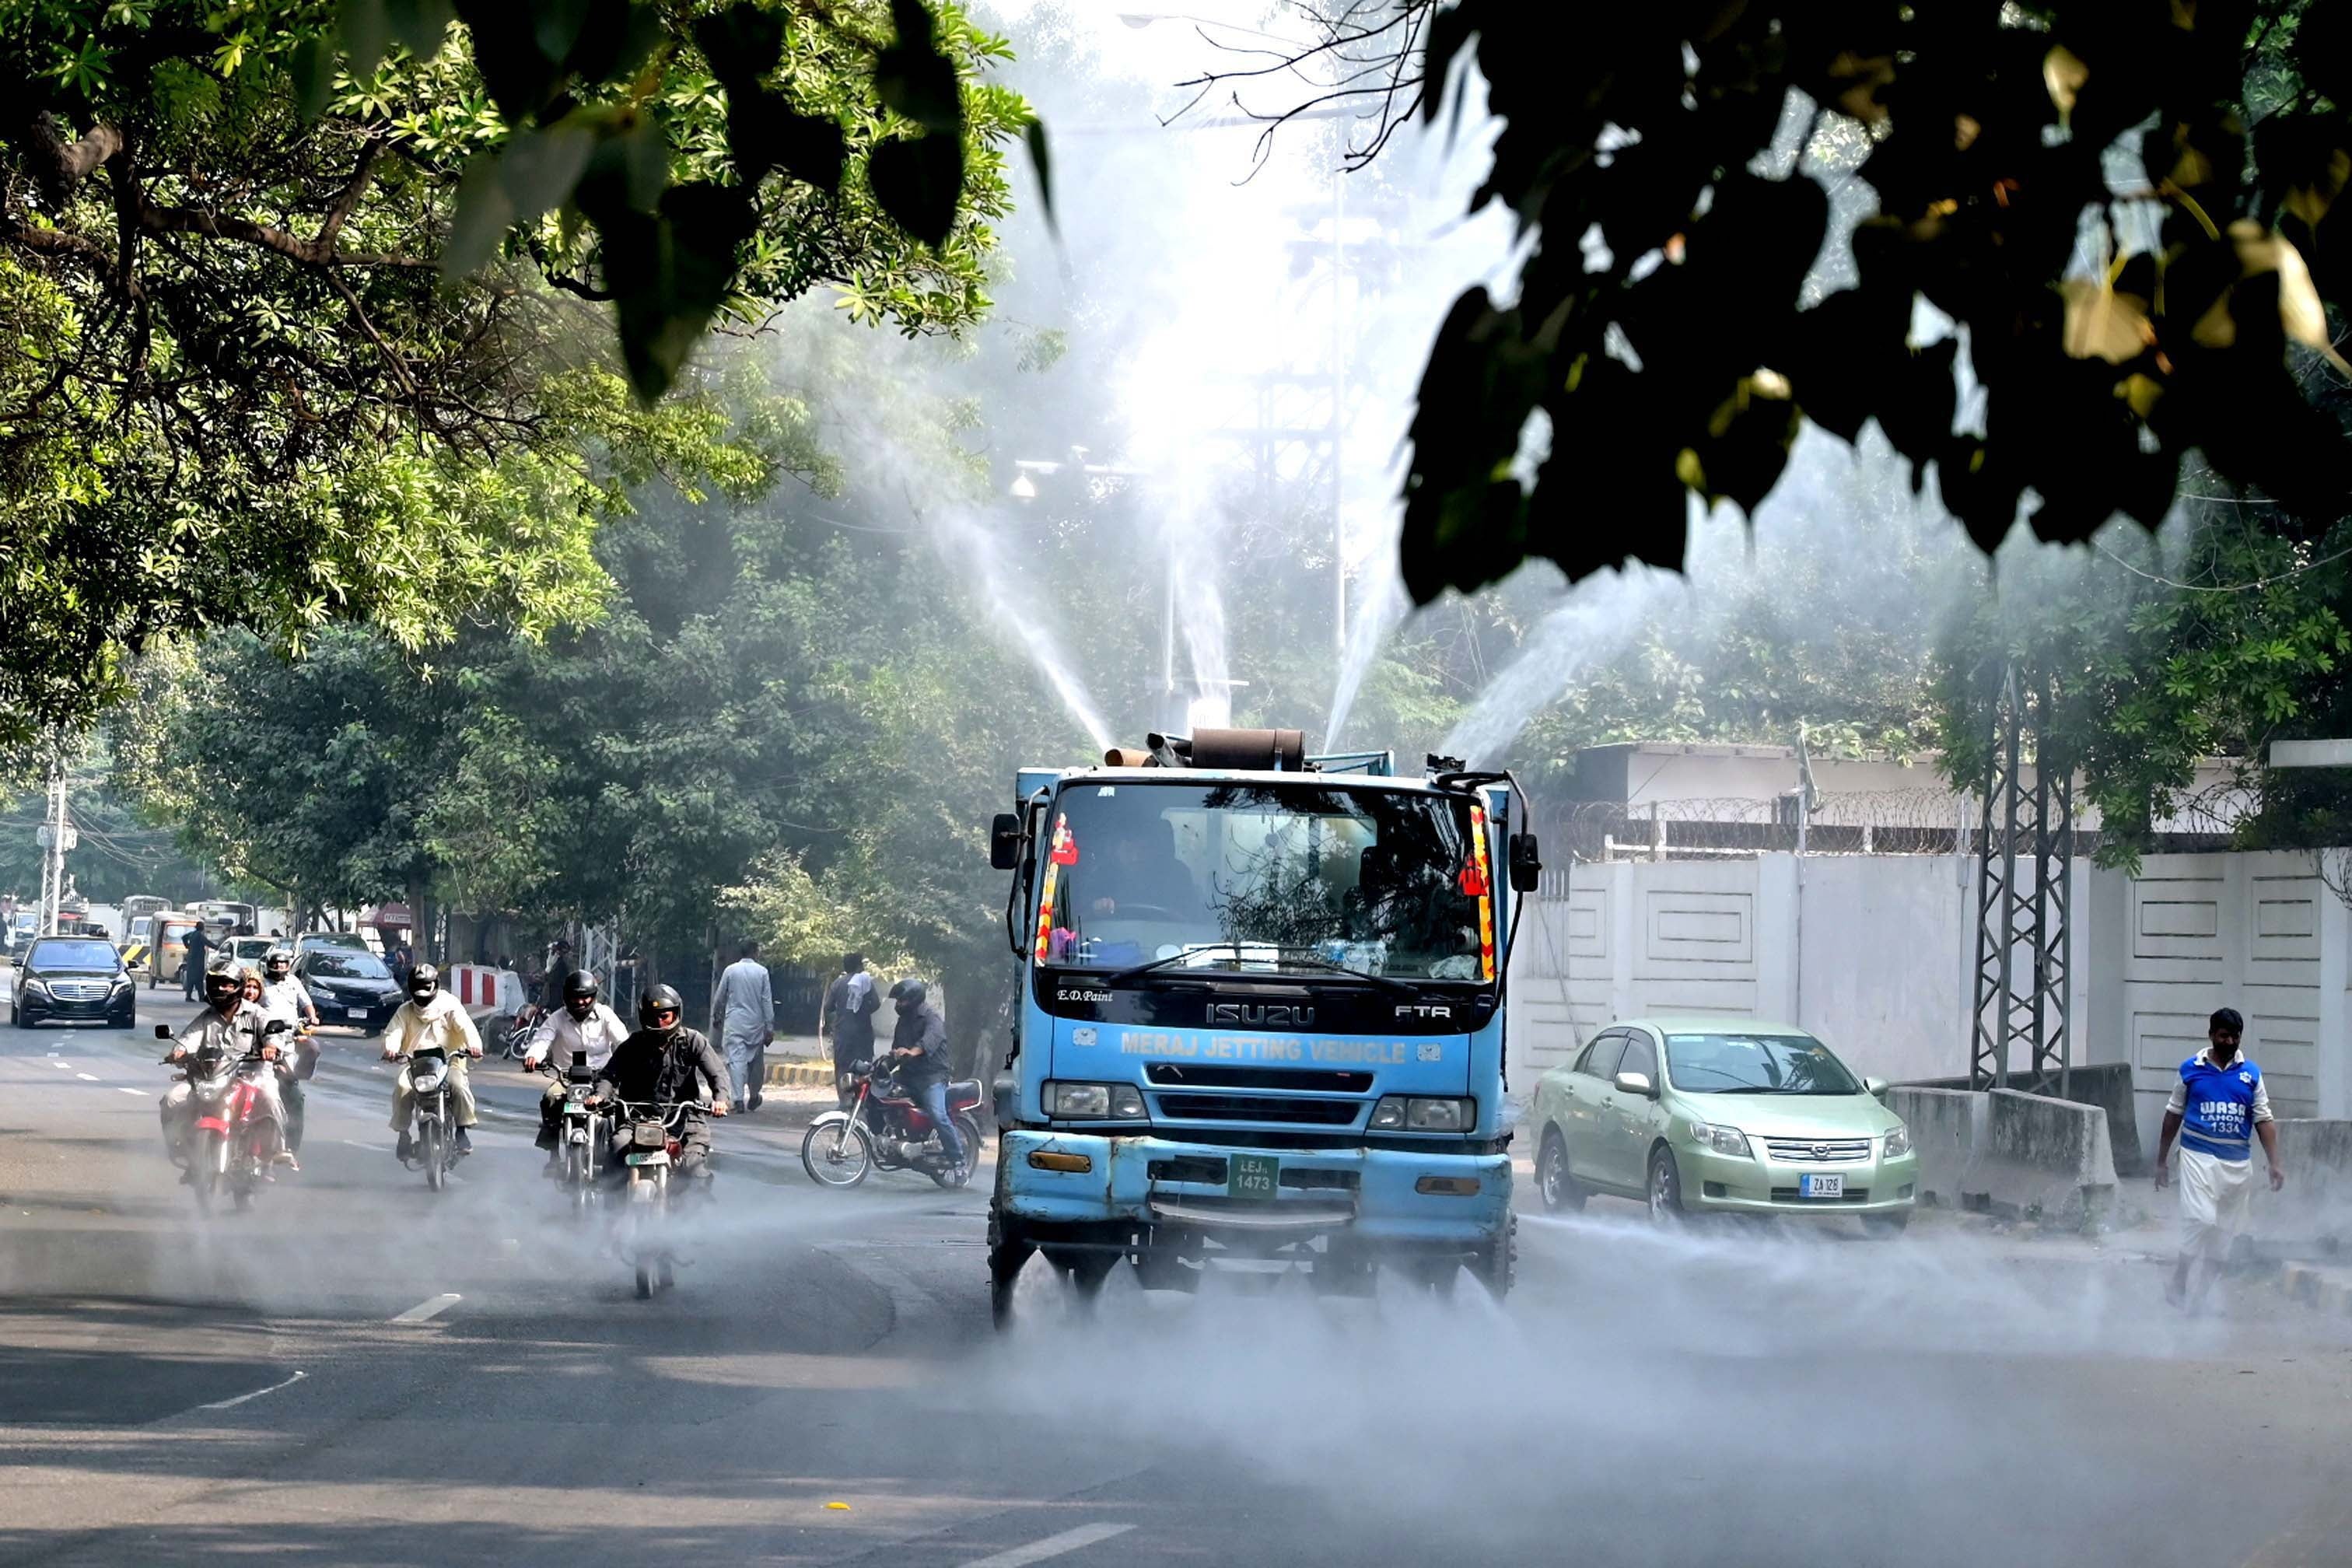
<box><xmin>1034</xmin><ymin>779</ymin><xmax>1492</xmax><ymax>982</ymax></box>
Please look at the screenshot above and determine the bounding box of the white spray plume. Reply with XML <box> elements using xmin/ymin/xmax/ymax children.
<box><xmin>1440</xmin><ymin>567</ymin><xmax>1682</xmax><ymax>768</ymax></box>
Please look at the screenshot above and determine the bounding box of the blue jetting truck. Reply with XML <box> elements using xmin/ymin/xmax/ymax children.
<box><xmin>984</xmin><ymin>726</ymin><xmax>1540</xmax><ymax>1326</ymax></box>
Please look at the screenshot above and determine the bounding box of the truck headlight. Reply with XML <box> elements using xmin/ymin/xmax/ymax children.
<box><xmin>1687</xmin><ymin>1120</ymin><xmax>1752</xmax><ymax>1157</ymax></box>
<box><xmin>1046</xmin><ymin>1082</ymin><xmax>1145</xmax><ymax>1118</ymax></box>
<box><xmin>1885</xmin><ymin>1124</ymin><xmax>1913</xmax><ymax>1159</ymax></box>
<box><xmin>1370</xmin><ymin>1096</ymin><xmax>1475</xmax><ymax>1131</ymax></box>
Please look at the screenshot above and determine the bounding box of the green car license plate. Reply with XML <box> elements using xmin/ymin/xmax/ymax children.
<box><xmin>1230</xmin><ymin>1152</ymin><xmax>1279</xmax><ymax>1201</ymax></box>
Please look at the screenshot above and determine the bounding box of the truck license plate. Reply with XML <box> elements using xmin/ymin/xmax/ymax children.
<box><xmin>1230</xmin><ymin>1152</ymin><xmax>1279</xmax><ymax>1201</ymax></box>
<box><xmin>1799</xmin><ymin>1173</ymin><xmax>1843</xmax><ymax>1199</ymax></box>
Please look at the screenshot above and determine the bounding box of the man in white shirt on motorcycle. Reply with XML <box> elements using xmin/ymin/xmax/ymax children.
<box><xmin>382</xmin><ymin>963</ymin><xmax>484</xmax><ymax>1164</ymax></box>
<box><xmin>521</xmin><ymin>968</ymin><xmax>632</xmax><ymax>1167</ymax></box>
<box><xmin>255</xmin><ymin>947</ymin><xmax>320</xmax><ymax>1163</ymax></box>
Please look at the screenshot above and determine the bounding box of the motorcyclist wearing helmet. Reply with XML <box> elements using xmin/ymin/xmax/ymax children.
<box><xmin>886</xmin><ymin>978</ymin><xmax>963</xmax><ymax>1174</ymax></box>
<box><xmin>589</xmin><ymin>983</ymin><xmax>730</xmax><ymax>1181</ymax></box>
<box><xmin>381</xmin><ymin>962</ymin><xmax>484</xmax><ymax>1163</ymax></box>
<box><xmin>256</xmin><ymin>947</ymin><xmax>320</xmax><ymax>1159</ymax></box>
<box><xmin>521</xmin><ymin>968</ymin><xmax>631</xmax><ymax>1165</ymax></box>
<box><xmin>159</xmin><ymin>962</ymin><xmax>288</xmax><ymax>1174</ymax></box>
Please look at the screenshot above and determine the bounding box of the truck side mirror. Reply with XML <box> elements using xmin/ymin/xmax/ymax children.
<box><xmin>1508</xmin><ymin>832</ymin><xmax>1542</xmax><ymax>894</ymax></box>
<box><xmin>990</xmin><ymin>813</ymin><xmax>1024</xmax><ymax>871</ymax></box>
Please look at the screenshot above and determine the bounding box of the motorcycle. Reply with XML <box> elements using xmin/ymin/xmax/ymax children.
<box><xmin>157</xmin><ymin>1019</ymin><xmax>291</xmax><ymax>1213</ymax></box>
<box><xmin>397</xmin><ymin>1044</ymin><xmax>468</xmax><ymax>1191</ymax></box>
<box><xmin>608</xmin><ymin>1100</ymin><xmax>701</xmax><ymax>1299</ymax></box>
<box><xmin>542</xmin><ymin>1058</ymin><xmax>609</xmax><ymax>1211</ymax></box>
<box><xmin>501</xmin><ymin>1002</ymin><xmax>545</xmax><ymax>1060</ymax></box>
<box><xmin>801</xmin><ymin>1057</ymin><xmax>982</xmax><ymax>1191</ymax></box>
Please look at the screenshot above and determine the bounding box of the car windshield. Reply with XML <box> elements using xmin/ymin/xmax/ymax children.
<box><xmin>1033</xmin><ymin>779</ymin><xmax>1492</xmax><ymax>982</ymax></box>
<box><xmin>307</xmin><ymin>952</ymin><xmax>391</xmax><ymax>981</ymax></box>
<box><xmin>1665</xmin><ymin>1032</ymin><xmax>1862</xmax><ymax>1095</ymax></box>
<box><xmin>30</xmin><ymin>940</ymin><xmax>119</xmax><ymax>971</ymax></box>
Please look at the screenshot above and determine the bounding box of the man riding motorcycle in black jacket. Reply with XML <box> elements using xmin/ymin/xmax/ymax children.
<box><xmin>589</xmin><ymin>984</ymin><xmax>730</xmax><ymax>1181</ymax></box>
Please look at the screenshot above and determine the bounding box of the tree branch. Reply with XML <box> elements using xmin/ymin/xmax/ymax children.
<box><xmin>25</xmin><ymin>111</ymin><xmax>124</xmax><ymax>207</ymax></box>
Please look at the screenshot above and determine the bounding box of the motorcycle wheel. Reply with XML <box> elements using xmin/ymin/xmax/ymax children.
<box><xmin>931</xmin><ymin>1113</ymin><xmax>985</xmax><ymax>1189</ymax></box>
<box><xmin>420</xmin><ymin>1120</ymin><xmax>444</xmax><ymax>1192</ymax></box>
<box><xmin>656</xmin><ymin>1257</ymin><xmax>675</xmax><ymax>1290</ymax></box>
<box><xmin>190</xmin><ymin>1129</ymin><xmax>224</xmax><ymax>1213</ymax></box>
<box><xmin>635</xmin><ymin>1264</ymin><xmax>653</xmax><ymax>1300</ymax></box>
<box><xmin>800</xmin><ymin>1121</ymin><xmax>873</xmax><ymax>1188</ymax></box>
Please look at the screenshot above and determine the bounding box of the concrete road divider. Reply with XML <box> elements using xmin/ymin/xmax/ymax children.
<box><xmin>2249</xmin><ymin>1119</ymin><xmax>2352</xmax><ymax>1251</ymax></box>
<box><xmin>765</xmin><ymin>1059</ymin><xmax>834</xmax><ymax>1088</ymax></box>
<box><xmin>1886</xmin><ymin>1084</ymin><xmax>2118</xmax><ymax>1229</ymax></box>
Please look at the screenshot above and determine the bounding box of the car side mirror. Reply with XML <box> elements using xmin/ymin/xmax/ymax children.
<box><xmin>990</xmin><ymin>813</ymin><xmax>1024</xmax><ymax>871</ymax></box>
<box><xmin>1613</xmin><ymin>1070</ymin><xmax>1657</xmax><ymax>1097</ymax></box>
<box><xmin>1508</xmin><ymin>832</ymin><xmax>1542</xmax><ymax>894</ymax></box>
<box><xmin>1864</xmin><ymin>1076</ymin><xmax>1888</xmax><ymax>1098</ymax></box>
<box><xmin>154</xmin><ymin>1024</ymin><xmax>174</xmax><ymax>1041</ymax></box>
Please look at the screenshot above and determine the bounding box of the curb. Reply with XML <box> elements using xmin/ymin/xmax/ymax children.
<box><xmin>764</xmin><ymin>1060</ymin><xmax>834</xmax><ymax>1087</ymax></box>
<box><xmin>2276</xmin><ymin>1260</ymin><xmax>2352</xmax><ymax>1317</ymax></box>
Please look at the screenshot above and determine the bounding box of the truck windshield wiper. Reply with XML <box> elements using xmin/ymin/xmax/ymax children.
<box><xmin>1105</xmin><ymin>943</ymin><xmax>1414</xmax><ymax>995</ymax></box>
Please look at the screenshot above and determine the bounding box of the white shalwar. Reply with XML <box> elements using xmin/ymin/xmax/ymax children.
<box><xmin>2173</xmin><ymin>1146</ymin><xmax>2253</xmax><ymax>1261</ymax></box>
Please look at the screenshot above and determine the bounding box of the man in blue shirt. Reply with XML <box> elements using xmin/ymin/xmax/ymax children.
<box><xmin>2153</xmin><ymin>1007</ymin><xmax>2285</xmax><ymax>1310</ymax></box>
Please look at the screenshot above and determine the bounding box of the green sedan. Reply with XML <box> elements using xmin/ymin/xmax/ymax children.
<box><xmin>1529</xmin><ymin>1017</ymin><xmax>1918</xmax><ymax>1234</ymax></box>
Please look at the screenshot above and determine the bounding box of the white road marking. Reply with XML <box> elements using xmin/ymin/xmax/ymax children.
<box><xmin>957</xmin><ymin>1524</ymin><xmax>1136</xmax><ymax>1567</ymax></box>
<box><xmin>194</xmin><ymin>1370</ymin><xmax>306</xmax><ymax>1411</ymax></box>
<box><xmin>341</xmin><ymin>1139</ymin><xmax>388</xmax><ymax>1152</ymax></box>
<box><xmin>75</xmin><ymin>1073</ymin><xmax>98</xmax><ymax>1082</ymax></box>
<box><xmin>117</xmin><ymin>1087</ymin><xmax>142</xmax><ymax>1096</ymax></box>
<box><xmin>389</xmin><ymin>1293</ymin><xmax>461</xmax><ymax>1325</ymax></box>
<box><xmin>51</xmin><ymin>1060</ymin><xmax>71</xmax><ymax>1069</ymax></box>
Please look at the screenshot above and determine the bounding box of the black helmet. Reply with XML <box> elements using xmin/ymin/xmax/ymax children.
<box><xmin>264</xmin><ymin>948</ymin><xmax>292</xmax><ymax>978</ymax></box>
<box><xmin>201</xmin><ymin>963</ymin><xmax>243</xmax><ymax>1007</ymax></box>
<box><xmin>639</xmin><ymin>982</ymin><xmax>684</xmax><ymax>1034</ymax></box>
<box><xmin>408</xmin><ymin>962</ymin><xmax>439</xmax><ymax>1000</ymax></box>
<box><xmin>887</xmin><ymin>977</ymin><xmax>929</xmax><ymax>1011</ymax></box>
<box><xmin>563</xmin><ymin>968</ymin><xmax>598</xmax><ymax>998</ymax></box>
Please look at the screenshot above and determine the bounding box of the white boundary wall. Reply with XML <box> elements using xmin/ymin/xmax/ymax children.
<box><xmin>1507</xmin><ymin>848</ymin><xmax>2351</xmax><ymax>1155</ymax></box>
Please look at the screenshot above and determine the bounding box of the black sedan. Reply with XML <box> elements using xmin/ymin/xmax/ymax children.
<box><xmin>11</xmin><ymin>936</ymin><xmax>138</xmax><ymax>1029</ymax></box>
<box><xmin>294</xmin><ymin>947</ymin><xmax>403</xmax><ymax>1034</ymax></box>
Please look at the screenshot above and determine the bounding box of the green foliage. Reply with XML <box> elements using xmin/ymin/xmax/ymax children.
<box><xmin>1333</xmin><ymin>2</ymin><xmax>2352</xmax><ymax>601</ymax></box>
<box><xmin>0</xmin><ymin>0</ymin><xmax>1024</xmax><ymax>744</ymax></box>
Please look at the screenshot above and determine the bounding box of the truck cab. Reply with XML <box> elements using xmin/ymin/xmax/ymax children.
<box><xmin>985</xmin><ymin>726</ymin><xmax>1537</xmax><ymax>1325</ymax></box>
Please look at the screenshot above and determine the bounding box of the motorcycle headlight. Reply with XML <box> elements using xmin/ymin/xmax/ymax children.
<box><xmin>1687</xmin><ymin>1119</ymin><xmax>1753</xmax><ymax>1158</ymax></box>
<box><xmin>1046</xmin><ymin>1082</ymin><xmax>1145</xmax><ymax>1118</ymax></box>
<box><xmin>1885</xmin><ymin>1123</ymin><xmax>1913</xmax><ymax>1159</ymax></box>
<box><xmin>411</xmin><ymin>1064</ymin><xmax>447</xmax><ymax>1093</ymax></box>
<box><xmin>1370</xmin><ymin>1096</ymin><xmax>1475</xmax><ymax>1132</ymax></box>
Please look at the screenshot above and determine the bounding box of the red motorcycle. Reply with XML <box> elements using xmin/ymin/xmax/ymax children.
<box><xmin>801</xmin><ymin>1058</ymin><xmax>982</xmax><ymax>1190</ymax></box>
<box><xmin>158</xmin><ymin>1020</ymin><xmax>291</xmax><ymax>1213</ymax></box>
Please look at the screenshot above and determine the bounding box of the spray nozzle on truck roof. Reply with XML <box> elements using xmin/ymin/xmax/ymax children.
<box><xmin>1102</xmin><ymin>727</ymin><xmax>1309</xmax><ymax>772</ymax></box>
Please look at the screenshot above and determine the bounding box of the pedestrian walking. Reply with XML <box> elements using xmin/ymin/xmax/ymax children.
<box><xmin>712</xmin><ymin>938</ymin><xmax>775</xmax><ymax>1113</ymax></box>
<box><xmin>820</xmin><ymin>953</ymin><xmax>878</xmax><ymax>1111</ymax></box>
<box><xmin>2154</xmin><ymin>1006</ymin><xmax>2285</xmax><ymax>1311</ymax></box>
<box><xmin>387</xmin><ymin>933</ymin><xmax>415</xmax><ymax>992</ymax></box>
<box><xmin>180</xmin><ymin>920</ymin><xmax>212</xmax><ymax>1001</ymax></box>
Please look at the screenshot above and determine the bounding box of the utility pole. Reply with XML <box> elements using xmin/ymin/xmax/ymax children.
<box><xmin>1968</xmin><ymin>664</ymin><xmax>2073</xmax><ymax>1094</ymax></box>
<box><xmin>35</xmin><ymin>761</ymin><xmax>74</xmax><ymax>936</ymax></box>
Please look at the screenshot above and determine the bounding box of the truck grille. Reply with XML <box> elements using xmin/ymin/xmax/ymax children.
<box><xmin>1145</xmin><ymin>1064</ymin><xmax>1374</xmax><ymax>1094</ymax></box>
<box><xmin>1155</xmin><ymin>1094</ymin><xmax>1360</xmax><ymax>1126</ymax></box>
<box><xmin>1145</xmin><ymin>1156</ymin><xmax>1360</xmax><ymax>1193</ymax></box>
<box><xmin>1762</xmin><ymin>1137</ymin><xmax>1873</xmax><ymax>1164</ymax></box>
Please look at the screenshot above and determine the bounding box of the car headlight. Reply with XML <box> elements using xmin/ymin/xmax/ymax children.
<box><xmin>1687</xmin><ymin>1119</ymin><xmax>1752</xmax><ymax>1158</ymax></box>
<box><xmin>21</xmin><ymin>978</ymin><xmax>48</xmax><ymax>997</ymax></box>
<box><xmin>1370</xmin><ymin>1096</ymin><xmax>1475</xmax><ymax>1131</ymax></box>
<box><xmin>1045</xmin><ymin>1082</ymin><xmax>1145</xmax><ymax>1118</ymax></box>
<box><xmin>1885</xmin><ymin>1124</ymin><xmax>1913</xmax><ymax>1159</ymax></box>
<box><xmin>110</xmin><ymin>976</ymin><xmax>132</xmax><ymax>992</ymax></box>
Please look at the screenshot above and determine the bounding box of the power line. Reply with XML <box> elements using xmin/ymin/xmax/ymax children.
<box><xmin>2094</xmin><ymin>538</ymin><xmax>2352</xmax><ymax>594</ymax></box>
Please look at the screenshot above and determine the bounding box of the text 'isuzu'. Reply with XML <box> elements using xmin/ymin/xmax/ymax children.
<box><xmin>985</xmin><ymin>726</ymin><xmax>1540</xmax><ymax>1326</ymax></box>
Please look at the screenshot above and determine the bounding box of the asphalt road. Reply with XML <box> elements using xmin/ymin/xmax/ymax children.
<box><xmin>3</xmin><ymin>992</ymin><xmax>2350</xmax><ymax>1567</ymax></box>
